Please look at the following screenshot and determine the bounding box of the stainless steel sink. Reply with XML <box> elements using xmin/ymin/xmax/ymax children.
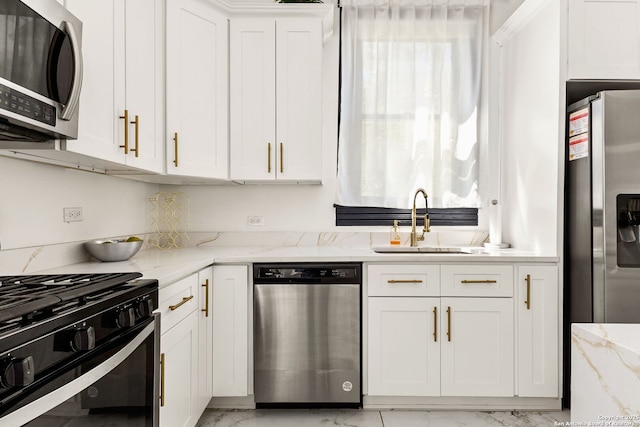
<box><xmin>372</xmin><ymin>246</ymin><xmax>471</xmax><ymax>254</ymax></box>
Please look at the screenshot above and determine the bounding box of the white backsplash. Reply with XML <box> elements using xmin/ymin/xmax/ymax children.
<box><xmin>0</xmin><ymin>230</ymin><xmax>489</xmax><ymax>275</ymax></box>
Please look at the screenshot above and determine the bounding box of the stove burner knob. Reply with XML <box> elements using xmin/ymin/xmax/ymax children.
<box><xmin>137</xmin><ymin>299</ymin><xmax>154</xmax><ymax>318</ymax></box>
<box><xmin>71</xmin><ymin>326</ymin><xmax>96</xmax><ymax>352</ymax></box>
<box><xmin>1</xmin><ymin>356</ymin><xmax>34</xmax><ymax>388</ymax></box>
<box><xmin>117</xmin><ymin>307</ymin><xmax>136</xmax><ymax>328</ymax></box>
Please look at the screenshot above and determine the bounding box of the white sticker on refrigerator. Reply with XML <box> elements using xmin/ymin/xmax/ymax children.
<box><xmin>569</xmin><ymin>107</ymin><xmax>589</xmax><ymax>137</ymax></box>
<box><xmin>569</xmin><ymin>133</ymin><xmax>589</xmax><ymax>161</ymax></box>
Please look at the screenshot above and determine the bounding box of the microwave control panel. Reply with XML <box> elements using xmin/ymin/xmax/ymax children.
<box><xmin>0</xmin><ymin>84</ymin><xmax>56</xmax><ymax>126</ymax></box>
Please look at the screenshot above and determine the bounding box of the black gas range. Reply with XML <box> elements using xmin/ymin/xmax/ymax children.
<box><xmin>0</xmin><ymin>272</ymin><xmax>159</xmax><ymax>426</ymax></box>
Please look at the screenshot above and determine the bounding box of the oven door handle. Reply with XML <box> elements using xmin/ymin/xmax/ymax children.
<box><xmin>1</xmin><ymin>315</ymin><xmax>159</xmax><ymax>427</ymax></box>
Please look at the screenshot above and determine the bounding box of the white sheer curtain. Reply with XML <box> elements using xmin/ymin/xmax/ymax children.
<box><xmin>336</xmin><ymin>0</ymin><xmax>485</xmax><ymax>209</ymax></box>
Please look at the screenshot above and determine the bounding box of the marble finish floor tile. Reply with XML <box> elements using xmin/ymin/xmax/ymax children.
<box><xmin>381</xmin><ymin>410</ymin><xmax>570</xmax><ymax>427</ymax></box>
<box><xmin>196</xmin><ymin>409</ymin><xmax>383</xmax><ymax>427</ymax></box>
<box><xmin>196</xmin><ymin>409</ymin><xmax>570</xmax><ymax>427</ymax></box>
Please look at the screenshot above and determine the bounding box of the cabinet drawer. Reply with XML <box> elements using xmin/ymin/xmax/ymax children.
<box><xmin>159</xmin><ymin>273</ymin><xmax>198</xmax><ymax>334</ymax></box>
<box><xmin>441</xmin><ymin>265</ymin><xmax>513</xmax><ymax>297</ymax></box>
<box><xmin>368</xmin><ymin>264</ymin><xmax>440</xmax><ymax>297</ymax></box>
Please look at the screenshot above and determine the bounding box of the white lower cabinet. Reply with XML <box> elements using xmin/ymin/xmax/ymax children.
<box><xmin>367</xmin><ymin>264</ymin><xmax>515</xmax><ymax>398</ymax></box>
<box><xmin>160</xmin><ymin>310</ymin><xmax>198</xmax><ymax>427</ymax></box>
<box><xmin>440</xmin><ymin>297</ymin><xmax>514</xmax><ymax>397</ymax></box>
<box><xmin>212</xmin><ymin>265</ymin><xmax>249</xmax><ymax>396</ymax></box>
<box><xmin>159</xmin><ymin>266</ymin><xmax>213</xmax><ymax>427</ymax></box>
<box><xmin>197</xmin><ymin>267</ymin><xmax>214</xmax><ymax>413</ymax></box>
<box><xmin>368</xmin><ymin>297</ymin><xmax>440</xmax><ymax>396</ymax></box>
<box><xmin>159</xmin><ymin>273</ymin><xmax>199</xmax><ymax>427</ymax></box>
<box><xmin>516</xmin><ymin>264</ymin><xmax>559</xmax><ymax>397</ymax></box>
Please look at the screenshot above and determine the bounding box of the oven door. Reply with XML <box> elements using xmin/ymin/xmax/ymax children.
<box><xmin>2</xmin><ymin>314</ymin><xmax>160</xmax><ymax>427</ymax></box>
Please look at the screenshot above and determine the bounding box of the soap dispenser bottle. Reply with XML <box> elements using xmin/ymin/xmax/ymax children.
<box><xmin>390</xmin><ymin>220</ymin><xmax>401</xmax><ymax>245</ymax></box>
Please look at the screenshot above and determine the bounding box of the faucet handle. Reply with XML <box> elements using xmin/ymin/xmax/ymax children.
<box><xmin>423</xmin><ymin>214</ymin><xmax>431</xmax><ymax>233</ymax></box>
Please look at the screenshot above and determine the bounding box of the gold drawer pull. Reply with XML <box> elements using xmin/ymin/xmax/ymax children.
<box><xmin>173</xmin><ymin>132</ymin><xmax>179</xmax><ymax>167</ymax></box>
<box><xmin>460</xmin><ymin>279</ymin><xmax>497</xmax><ymax>284</ymax></box>
<box><xmin>446</xmin><ymin>306</ymin><xmax>451</xmax><ymax>341</ymax></box>
<box><xmin>160</xmin><ymin>353</ymin><xmax>165</xmax><ymax>407</ymax></box>
<box><xmin>280</xmin><ymin>142</ymin><xmax>284</xmax><ymax>173</ymax></box>
<box><xmin>130</xmin><ymin>114</ymin><xmax>139</xmax><ymax>157</ymax></box>
<box><xmin>525</xmin><ymin>274</ymin><xmax>531</xmax><ymax>310</ymax></box>
<box><xmin>267</xmin><ymin>143</ymin><xmax>272</xmax><ymax>173</ymax></box>
<box><xmin>433</xmin><ymin>306</ymin><xmax>437</xmax><ymax>342</ymax></box>
<box><xmin>202</xmin><ymin>279</ymin><xmax>210</xmax><ymax>317</ymax></box>
<box><xmin>387</xmin><ymin>279</ymin><xmax>423</xmax><ymax>284</ymax></box>
<box><xmin>119</xmin><ymin>109</ymin><xmax>129</xmax><ymax>154</ymax></box>
<box><xmin>169</xmin><ymin>295</ymin><xmax>193</xmax><ymax>311</ymax></box>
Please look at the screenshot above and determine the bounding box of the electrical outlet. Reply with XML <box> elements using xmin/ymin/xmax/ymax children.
<box><xmin>247</xmin><ymin>216</ymin><xmax>264</xmax><ymax>226</ymax></box>
<box><xmin>63</xmin><ymin>207</ymin><xmax>83</xmax><ymax>223</ymax></box>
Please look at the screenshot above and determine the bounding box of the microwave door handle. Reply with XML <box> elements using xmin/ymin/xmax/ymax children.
<box><xmin>59</xmin><ymin>21</ymin><xmax>83</xmax><ymax>121</ymax></box>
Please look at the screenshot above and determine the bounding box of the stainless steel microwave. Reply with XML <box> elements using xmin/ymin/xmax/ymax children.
<box><xmin>0</xmin><ymin>0</ymin><xmax>82</xmax><ymax>142</ymax></box>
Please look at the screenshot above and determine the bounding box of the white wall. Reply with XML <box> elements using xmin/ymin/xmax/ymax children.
<box><xmin>496</xmin><ymin>0</ymin><xmax>562</xmax><ymax>254</ymax></box>
<box><xmin>0</xmin><ymin>156</ymin><xmax>159</xmax><ymax>250</ymax></box>
<box><xmin>0</xmin><ymin>0</ymin><xmax>528</xmax><ymax>249</ymax></box>
<box><xmin>171</xmin><ymin>1</ymin><xmax>527</xmax><ymax>234</ymax></box>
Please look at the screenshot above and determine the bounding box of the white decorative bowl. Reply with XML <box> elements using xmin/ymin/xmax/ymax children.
<box><xmin>84</xmin><ymin>240</ymin><xmax>143</xmax><ymax>262</ymax></box>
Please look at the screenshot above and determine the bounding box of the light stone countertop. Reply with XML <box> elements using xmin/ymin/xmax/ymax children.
<box><xmin>33</xmin><ymin>244</ymin><xmax>558</xmax><ymax>288</ymax></box>
<box><xmin>0</xmin><ymin>231</ymin><xmax>558</xmax><ymax>287</ymax></box>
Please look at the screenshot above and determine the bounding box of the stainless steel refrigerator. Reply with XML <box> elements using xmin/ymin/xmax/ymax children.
<box><xmin>566</xmin><ymin>89</ymin><xmax>640</xmax><ymax>324</ymax></box>
<box><xmin>564</xmin><ymin>89</ymin><xmax>640</xmax><ymax>404</ymax></box>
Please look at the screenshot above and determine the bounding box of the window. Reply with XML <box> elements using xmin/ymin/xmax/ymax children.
<box><xmin>336</xmin><ymin>1</ymin><xmax>486</xmax><ymax>226</ymax></box>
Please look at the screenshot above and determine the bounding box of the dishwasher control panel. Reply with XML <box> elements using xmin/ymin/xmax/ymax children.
<box><xmin>253</xmin><ymin>263</ymin><xmax>362</xmax><ymax>284</ymax></box>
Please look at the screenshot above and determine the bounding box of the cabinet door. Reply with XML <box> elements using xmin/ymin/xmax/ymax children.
<box><xmin>516</xmin><ymin>265</ymin><xmax>559</xmax><ymax>397</ymax></box>
<box><xmin>440</xmin><ymin>298</ymin><xmax>514</xmax><ymax>397</ymax></box>
<box><xmin>367</xmin><ymin>297</ymin><xmax>440</xmax><ymax>396</ymax></box>
<box><xmin>197</xmin><ymin>267</ymin><xmax>214</xmax><ymax>412</ymax></box>
<box><xmin>64</xmin><ymin>0</ymin><xmax>127</xmax><ymax>164</ymax></box>
<box><xmin>166</xmin><ymin>0</ymin><xmax>228</xmax><ymax>178</ymax></box>
<box><xmin>212</xmin><ymin>265</ymin><xmax>249</xmax><ymax>396</ymax></box>
<box><xmin>275</xmin><ymin>18</ymin><xmax>322</xmax><ymax>182</ymax></box>
<box><xmin>160</xmin><ymin>310</ymin><xmax>198</xmax><ymax>427</ymax></box>
<box><xmin>229</xmin><ymin>18</ymin><xmax>277</xmax><ymax>181</ymax></box>
<box><xmin>568</xmin><ymin>0</ymin><xmax>640</xmax><ymax>79</ymax></box>
<box><xmin>123</xmin><ymin>0</ymin><xmax>164</xmax><ymax>173</ymax></box>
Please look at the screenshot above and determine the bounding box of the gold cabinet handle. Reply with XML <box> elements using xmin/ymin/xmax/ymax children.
<box><xmin>433</xmin><ymin>306</ymin><xmax>437</xmax><ymax>342</ymax></box>
<box><xmin>525</xmin><ymin>274</ymin><xmax>531</xmax><ymax>310</ymax></box>
<box><xmin>446</xmin><ymin>306</ymin><xmax>451</xmax><ymax>342</ymax></box>
<box><xmin>460</xmin><ymin>279</ymin><xmax>497</xmax><ymax>284</ymax></box>
<box><xmin>387</xmin><ymin>279</ymin><xmax>423</xmax><ymax>284</ymax></box>
<box><xmin>280</xmin><ymin>142</ymin><xmax>283</xmax><ymax>173</ymax></box>
<box><xmin>202</xmin><ymin>279</ymin><xmax>209</xmax><ymax>317</ymax></box>
<box><xmin>160</xmin><ymin>353</ymin><xmax>165</xmax><ymax>407</ymax></box>
<box><xmin>267</xmin><ymin>143</ymin><xmax>272</xmax><ymax>173</ymax></box>
<box><xmin>130</xmin><ymin>114</ymin><xmax>139</xmax><ymax>157</ymax></box>
<box><xmin>169</xmin><ymin>295</ymin><xmax>193</xmax><ymax>311</ymax></box>
<box><xmin>173</xmin><ymin>132</ymin><xmax>179</xmax><ymax>167</ymax></box>
<box><xmin>119</xmin><ymin>109</ymin><xmax>129</xmax><ymax>154</ymax></box>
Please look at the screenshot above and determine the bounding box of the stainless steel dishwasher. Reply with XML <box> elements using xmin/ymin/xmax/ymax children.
<box><xmin>253</xmin><ymin>263</ymin><xmax>361</xmax><ymax>407</ymax></box>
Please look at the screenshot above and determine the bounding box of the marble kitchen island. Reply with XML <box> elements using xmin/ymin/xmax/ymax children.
<box><xmin>571</xmin><ymin>324</ymin><xmax>640</xmax><ymax>424</ymax></box>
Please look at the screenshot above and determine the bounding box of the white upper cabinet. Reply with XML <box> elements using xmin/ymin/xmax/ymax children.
<box><xmin>568</xmin><ymin>0</ymin><xmax>640</xmax><ymax>79</ymax></box>
<box><xmin>64</xmin><ymin>0</ymin><xmax>164</xmax><ymax>173</ymax></box>
<box><xmin>229</xmin><ymin>16</ymin><xmax>323</xmax><ymax>182</ymax></box>
<box><xmin>166</xmin><ymin>0</ymin><xmax>228</xmax><ymax>179</ymax></box>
